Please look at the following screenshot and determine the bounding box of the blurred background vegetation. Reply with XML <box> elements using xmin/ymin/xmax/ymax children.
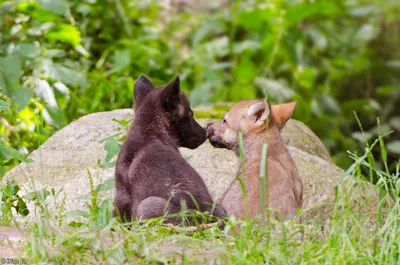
<box><xmin>0</xmin><ymin>0</ymin><xmax>399</xmax><ymax>176</ymax></box>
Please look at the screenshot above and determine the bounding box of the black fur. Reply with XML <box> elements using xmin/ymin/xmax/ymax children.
<box><xmin>113</xmin><ymin>75</ymin><xmax>226</xmax><ymax>225</ymax></box>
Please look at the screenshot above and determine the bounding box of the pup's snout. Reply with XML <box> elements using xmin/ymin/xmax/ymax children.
<box><xmin>205</xmin><ymin>122</ymin><xmax>214</xmax><ymax>138</ymax></box>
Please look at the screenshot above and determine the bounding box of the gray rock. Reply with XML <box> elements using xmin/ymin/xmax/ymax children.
<box><xmin>3</xmin><ymin>109</ymin><xmax>382</xmax><ymax>223</ymax></box>
<box><xmin>282</xmin><ymin>120</ymin><xmax>331</xmax><ymax>161</ymax></box>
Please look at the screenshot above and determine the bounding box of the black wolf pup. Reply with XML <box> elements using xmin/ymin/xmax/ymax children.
<box><xmin>113</xmin><ymin>75</ymin><xmax>226</xmax><ymax>225</ymax></box>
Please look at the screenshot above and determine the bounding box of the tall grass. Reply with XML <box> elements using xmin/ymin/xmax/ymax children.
<box><xmin>1</xmin><ymin>121</ymin><xmax>399</xmax><ymax>264</ymax></box>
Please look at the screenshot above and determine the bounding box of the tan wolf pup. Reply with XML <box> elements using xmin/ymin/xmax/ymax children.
<box><xmin>206</xmin><ymin>100</ymin><xmax>303</xmax><ymax>221</ymax></box>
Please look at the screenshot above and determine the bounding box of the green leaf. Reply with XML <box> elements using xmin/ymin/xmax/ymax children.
<box><xmin>0</xmin><ymin>55</ymin><xmax>22</xmax><ymax>91</ymax></box>
<box><xmin>285</xmin><ymin>1</ymin><xmax>341</xmax><ymax>24</ymax></box>
<box><xmin>65</xmin><ymin>210</ymin><xmax>90</xmax><ymax>218</ymax></box>
<box><xmin>37</xmin><ymin>0</ymin><xmax>69</xmax><ymax>16</ymax></box>
<box><xmin>24</xmin><ymin>188</ymin><xmax>51</xmax><ymax>201</ymax></box>
<box><xmin>204</xmin><ymin>37</ymin><xmax>229</xmax><ymax>57</ymax></box>
<box><xmin>0</xmin><ymin>99</ymin><xmax>9</xmax><ymax>111</ymax></box>
<box><xmin>97</xmin><ymin>199</ymin><xmax>112</xmax><ymax>228</ymax></box>
<box><xmin>46</xmin><ymin>106</ymin><xmax>67</xmax><ymax>128</ymax></box>
<box><xmin>230</xmin><ymin>84</ymin><xmax>257</xmax><ymax>102</ymax></box>
<box><xmin>68</xmin><ymin>221</ymin><xmax>84</xmax><ymax>228</ymax></box>
<box><xmin>236</xmin><ymin>8</ymin><xmax>270</xmax><ymax>31</ymax></box>
<box><xmin>192</xmin><ymin>19</ymin><xmax>224</xmax><ymax>46</ymax></box>
<box><xmin>11</xmin><ymin>87</ymin><xmax>34</xmax><ymax>111</ymax></box>
<box><xmin>16</xmin><ymin>197</ymin><xmax>29</xmax><ymax>216</ymax></box>
<box><xmin>112</xmin><ymin>118</ymin><xmax>131</xmax><ymax>128</ymax></box>
<box><xmin>96</xmin><ymin>178</ymin><xmax>115</xmax><ymax>192</ymax></box>
<box><xmin>233</xmin><ymin>40</ymin><xmax>261</xmax><ymax>54</ymax></box>
<box><xmin>19</xmin><ymin>42</ymin><xmax>41</xmax><ymax>58</ymax></box>
<box><xmin>45</xmin><ymin>24</ymin><xmax>81</xmax><ymax>47</ymax></box>
<box><xmin>113</xmin><ymin>49</ymin><xmax>131</xmax><ymax>71</ymax></box>
<box><xmin>7</xmin><ymin>182</ymin><xmax>19</xmax><ymax>196</ymax></box>
<box><xmin>100</xmin><ymin>138</ymin><xmax>120</xmax><ymax>168</ymax></box>
<box><xmin>254</xmin><ymin>77</ymin><xmax>294</xmax><ymax>103</ymax></box>
<box><xmin>54</xmin><ymin>64</ymin><xmax>85</xmax><ymax>86</ymax></box>
<box><xmin>376</xmin><ymin>85</ymin><xmax>394</xmax><ymax>96</ymax></box>
<box><xmin>232</xmin><ymin>56</ymin><xmax>257</xmax><ymax>84</ymax></box>
<box><xmin>34</xmin><ymin>7</ymin><xmax>61</xmax><ymax>22</ymax></box>
<box><xmin>295</xmin><ymin>67</ymin><xmax>317</xmax><ymax>89</ymax></box>
<box><xmin>0</xmin><ymin>140</ymin><xmax>32</xmax><ymax>162</ymax></box>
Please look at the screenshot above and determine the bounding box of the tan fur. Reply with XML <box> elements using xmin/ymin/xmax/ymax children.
<box><xmin>207</xmin><ymin>100</ymin><xmax>303</xmax><ymax>221</ymax></box>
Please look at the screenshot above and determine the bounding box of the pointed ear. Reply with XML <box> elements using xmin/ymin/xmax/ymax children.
<box><xmin>271</xmin><ymin>102</ymin><xmax>297</xmax><ymax>130</ymax></box>
<box><xmin>162</xmin><ymin>75</ymin><xmax>181</xmax><ymax>111</ymax></box>
<box><xmin>134</xmin><ymin>75</ymin><xmax>154</xmax><ymax>106</ymax></box>
<box><xmin>246</xmin><ymin>100</ymin><xmax>270</xmax><ymax>126</ymax></box>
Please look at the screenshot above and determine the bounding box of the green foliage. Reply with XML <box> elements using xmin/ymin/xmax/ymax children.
<box><xmin>0</xmin><ymin>181</ymin><xmax>29</xmax><ymax>224</ymax></box>
<box><xmin>0</xmin><ymin>0</ymin><xmax>399</xmax><ymax>177</ymax></box>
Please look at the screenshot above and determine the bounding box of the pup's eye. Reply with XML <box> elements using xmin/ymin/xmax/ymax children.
<box><xmin>222</xmin><ymin>117</ymin><xmax>227</xmax><ymax>124</ymax></box>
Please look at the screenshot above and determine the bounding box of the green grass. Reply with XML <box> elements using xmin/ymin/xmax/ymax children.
<box><xmin>1</xmin><ymin>129</ymin><xmax>399</xmax><ymax>264</ymax></box>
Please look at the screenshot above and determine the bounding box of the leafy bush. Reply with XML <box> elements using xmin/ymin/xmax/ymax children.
<box><xmin>0</xmin><ymin>0</ymin><xmax>399</xmax><ymax>176</ymax></box>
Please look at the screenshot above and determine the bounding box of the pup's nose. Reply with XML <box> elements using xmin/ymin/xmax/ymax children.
<box><xmin>205</xmin><ymin>122</ymin><xmax>214</xmax><ymax>138</ymax></box>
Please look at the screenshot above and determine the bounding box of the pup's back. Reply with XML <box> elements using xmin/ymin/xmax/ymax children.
<box><xmin>114</xmin><ymin>75</ymin><xmax>226</xmax><ymax>224</ymax></box>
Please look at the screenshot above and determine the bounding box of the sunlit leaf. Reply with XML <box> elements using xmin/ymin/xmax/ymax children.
<box><xmin>34</xmin><ymin>8</ymin><xmax>61</xmax><ymax>22</ymax></box>
<box><xmin>45</xmin><ymin>24</ymin><xmax>81</xmax><ymax>47</ymax></box>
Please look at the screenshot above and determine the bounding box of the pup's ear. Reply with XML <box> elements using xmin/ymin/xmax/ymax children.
<box><xmin>134</xmin><ymin>75</ymin><xmax>154</xmax><ymax>106</ymax></box>
<box><xmin>162</xmin><ymin>75</ymin><xmax>180</xmax><ymax>111</ymax></box>
<box><xmin>246</xmin><ymin>100</ymin><xmax>270</xmax><ymax>126</ymax></box>
<box><xmin>271</xmin><ymin>102</ymin><xmax>297</xmax><ymax>130</ymax></box>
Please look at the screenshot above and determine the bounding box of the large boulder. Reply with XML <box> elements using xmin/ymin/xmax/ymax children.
<box><xmin>3</xmin><ymin>109</ymin><xmax>383</xmax><ymax>222</ymax></box>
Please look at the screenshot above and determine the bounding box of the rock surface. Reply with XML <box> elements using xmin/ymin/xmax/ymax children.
<box><xmin>1</xmin><ymin>108</ymin><xmax>391</xmax><ymax>259</ymax></box>
<box><xmin>3</xmin><ymin>108</ymin><xmax>380</xmax><ymax>221</ymax></box>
